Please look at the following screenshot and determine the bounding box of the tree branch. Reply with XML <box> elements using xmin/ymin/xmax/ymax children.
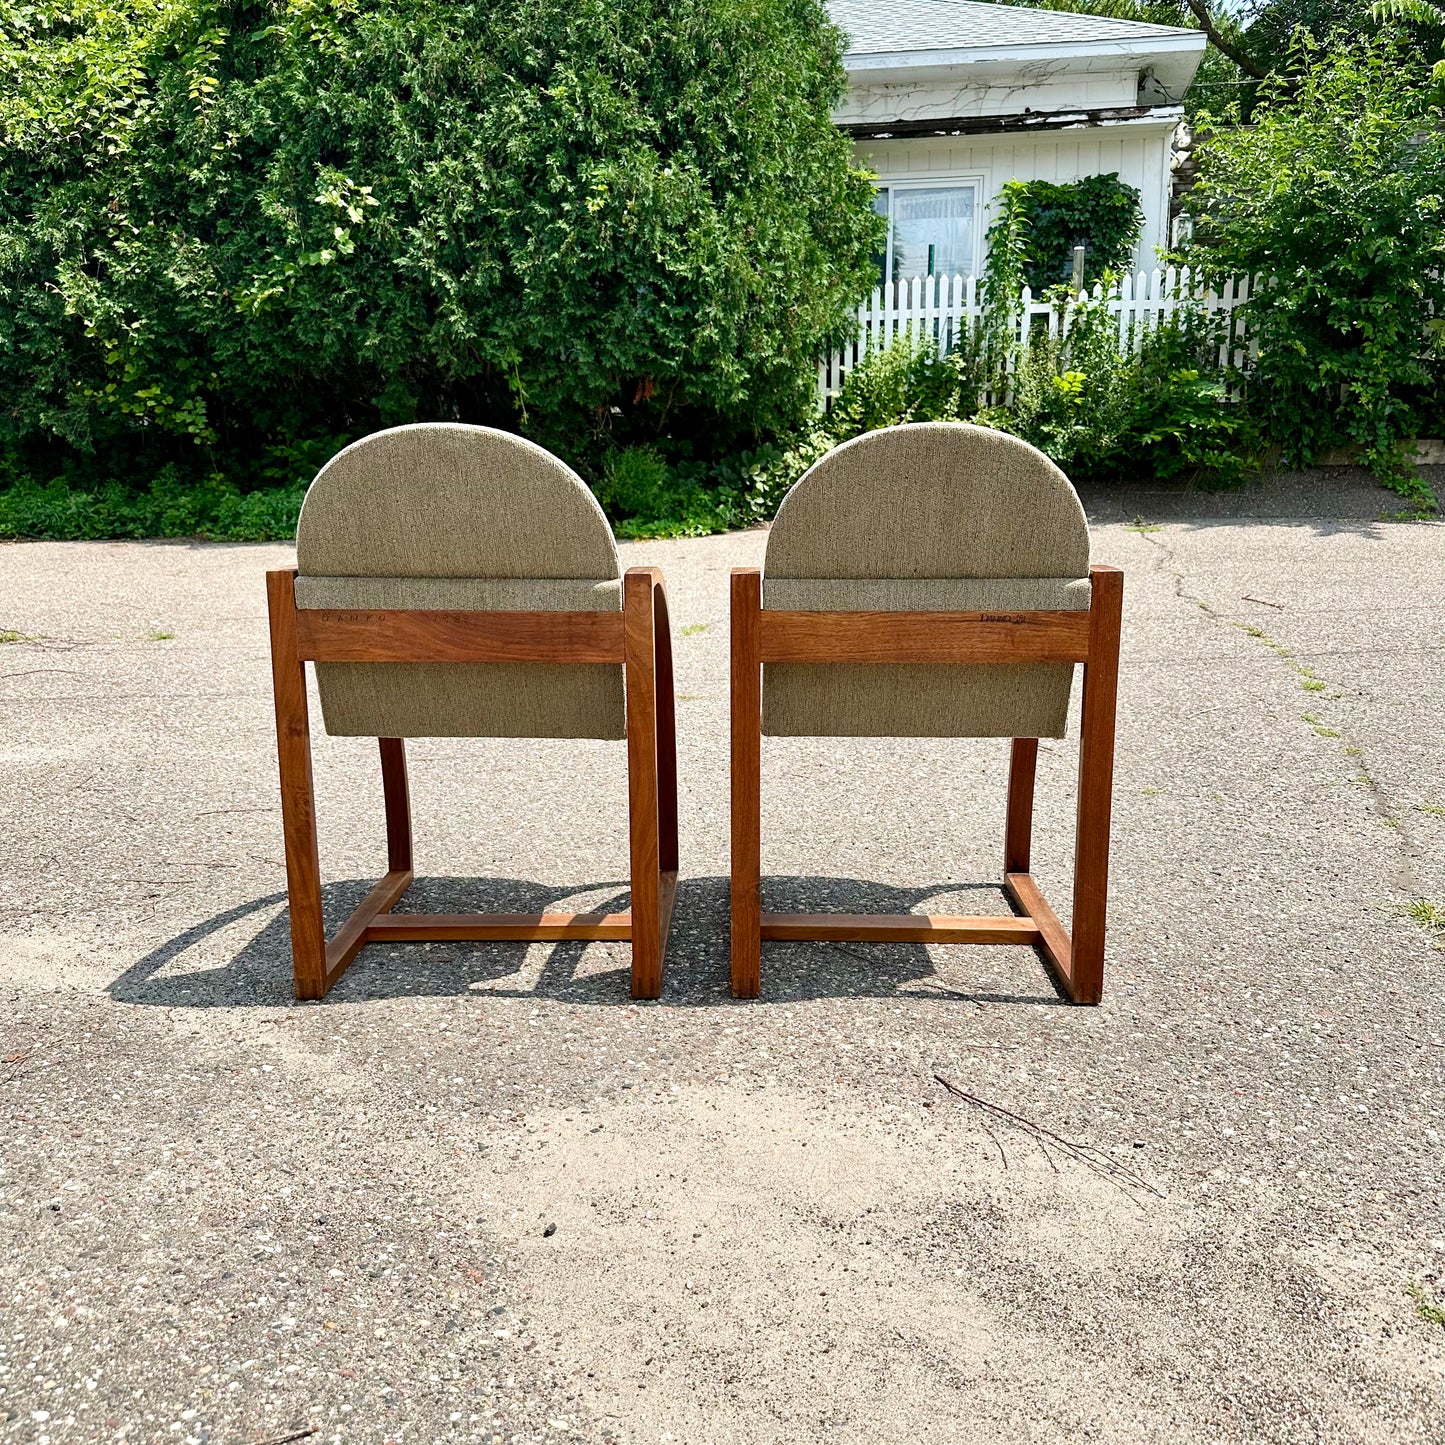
<box><xmin>1182</xmin><ymin>0</ymin><xmax>1271</xmax><ymax>80</ymax></box>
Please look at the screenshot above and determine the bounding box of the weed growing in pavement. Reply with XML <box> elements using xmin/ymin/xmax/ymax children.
<box><xmin>1407</xmin><ymin>1280</ymin><xmax>1445</xmax><ymax>1327</ymax></box>
<box><xmin>1405</xmin><ymin>900</ymin><xmax>1445</xmax><ymax>935</ymax></box>
<box><xmin>1417</xmin><ymin>803</ymin><xmax>1445</xmax><ymax>816</ymax></box>
<box><xmin>1301</xmin><ymin>713</ymin><xmax>1340</xmax><ymax>738</ymax></box>
<box><xmin>679</xmin><ymin>624</ymin><xmax>709</xmax><ymax>636</ymax></box>
<box><xmin>145</xmin><ymin>630</ymin><xmax>176</xmax><ymax>642</ymax></box>
<box><xmin>1126</xmin><ymin>516</ymin><xmax>1161</xmax><ymax>534</ymax></box>
<box><xmin>1235</xmin><ymin>620</ymin><xmax>1295</xmax><ymax>659</ymax></box>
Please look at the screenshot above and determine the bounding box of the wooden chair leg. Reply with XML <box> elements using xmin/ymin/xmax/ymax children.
<box><xmin>652</xmin><ymin>580</ymin><xmax>680</xmax><ymax>968</ymax></box>
<box><xmin>652</xmin><ymin>584</ymin><xmax>679</xmax><ymax>877</ymax></box>
<box><xmin>267</xmin><ymin>570</ymin><xmax>327</xmax><ymax>1001</ymax></box>
<box><xmin>624</xmin><ymin>572</ymin><xmax>663</xmax><ymax>1000</ymax></box>
<box><xmin>730</xmin><ymin>569</ymin><xmax>763</xmax><ymax>998</ymax></box>
<box><xmin>1069</xmin><ymin>565</ymin><xmax>1123</xmax><ymax>1005</ymax></box>
<box><xmin>379</xmin><ymin>738</ymin><xmax>413</xmax><ymax>874</ymax></box>
<box><xmin>1004</xmin><ymin>737</ymin><xmax>1038</xmax><ymax>875</ymax></box>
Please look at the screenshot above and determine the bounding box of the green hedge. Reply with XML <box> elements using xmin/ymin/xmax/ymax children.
<box><xmin>1184</xmin><ymin>35</ymin><xmax>1445</xmax><ymax>493</ymax></box>
<box><xmin>0</xmin><ymin>0</ymin><xmax>881</xmax><ymax>498</ymax></box>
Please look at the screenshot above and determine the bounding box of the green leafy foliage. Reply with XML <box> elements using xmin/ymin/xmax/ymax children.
<box><xmin>1242</xmin><ymin>1</ymin><xmax>1445</xmax><ymax>87</ymax></box>
<box><xmin>823</xmin><ymin>331</ymin><xmax>981</xmax><ymax>439</ymax></box>
<box><xmin>979</xmin><ymin>302</ymin><xmax>1258</xmax><ymax>484</ymax></box>
<box><xmin>593</xmin><ymin>445</ymin><xmax>724</xmax><ymax>539</ymax></box>
<box><xmin>0</xmin><ymin>469</ymin><xmax>305</xmax><ymax>541</ymax></box>
<box><xmin>593</xmin><ymin>311</ymin><xmax>1257</xmax><ymax>536</ymax></box>
<box><xmin>985</xmin><ymin>175</ymin><xmax>1145</xmax><ymax>292</ymax></box>
<box><xmin>0</xmin><ymin>0</ymin><xmax>882</xmax><ymax>511</ymax></box>
<box><xmin>1184</xmin><ymin>36</ymin><xmax>1445</xmax><ymax>497</ymax></box>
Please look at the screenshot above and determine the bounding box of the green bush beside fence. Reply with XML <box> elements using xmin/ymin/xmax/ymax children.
<box><xmin>0</xmin><ymin>20</ymin><xmax>1439</xmax><ymax>540</ymax></box>
<box><xmin>0</xmin><ymin>0</ymin><xmax>881</xmax><ymax>532</ymax></box>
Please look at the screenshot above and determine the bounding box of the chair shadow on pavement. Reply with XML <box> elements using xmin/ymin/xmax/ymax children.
<box><xmin>108</xmin><ymin>873</ymin><xmax>1068</xmax><ymax>1009</ymax></box>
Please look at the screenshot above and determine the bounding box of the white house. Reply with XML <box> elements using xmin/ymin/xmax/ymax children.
<box><xmin>827</xmin><ymin>0</ymin><xmax>1207</xmax><ymax>281</ymax></box>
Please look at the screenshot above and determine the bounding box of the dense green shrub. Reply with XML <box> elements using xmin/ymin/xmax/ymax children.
<box><xmin>0</xmin><ymin>470</ymin><xmax>305</xmax><ymax>541</ymax></box>
<box><xmin>0</xmin><ymin>0</ymin><xmax>881</xmax><ymax>500</ymax></box>
<box><xmin>614</xmin><ymin>307</ymin><xmax>1260</xmax><ymax>535</ymax></box>
<box><xmin>822</xmin><ymin>331</ymin><xmax>981</xmax><ymax>440</ymax></box>
<box><xmin>979</xmin><ymin>303</ymin><xmax>1258</xmax><ymax>484</ymax></box>
<box><xmin>1184</xmin><ymin>36</ymin><xmax>1445</xmax><ymax>495</ymax></box>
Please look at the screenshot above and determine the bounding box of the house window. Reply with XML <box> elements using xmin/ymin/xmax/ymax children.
<box><xmin>873</xmin><ymin>183</ymin><xmax>980</xmax><ymax>286</ymax></box>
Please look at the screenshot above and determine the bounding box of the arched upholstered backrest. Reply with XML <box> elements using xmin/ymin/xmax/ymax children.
<box><xmin>296</xmin><ymin>423</ymin><xmax>619</xmax><ymax>580</ymax></box>
<box><xmin>766</xmin><ymin>422</ymin><xmax>1088</xmax><ymax>582</ymax></box>
<box><xmin>761</xmin><ymin>423</ymin><xmax>1092</xmax><ymax>740</ymax></box>
<box><xmin>293</xmin><ymin>424</ymin><xmax>625</xmax><ymax>741</ymax></box>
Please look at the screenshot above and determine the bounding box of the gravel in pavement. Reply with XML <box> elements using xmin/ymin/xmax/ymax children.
<box><xmin>1</xmin><ymin>483</ymin><xmax>1442</xmax><ymax>1443</ymax></box>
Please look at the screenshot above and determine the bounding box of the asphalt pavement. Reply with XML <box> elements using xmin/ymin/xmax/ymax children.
<box><xmin>1</xmin><ymin>471</ymin><xmax>1443</xmax><ymax>1444</ymax></box>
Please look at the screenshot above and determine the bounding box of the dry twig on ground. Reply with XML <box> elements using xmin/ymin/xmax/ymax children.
<box><xmin>933</xmin><ymin>1074</ymin><xmax>1163</xmax><ymax>1201</ymax></box>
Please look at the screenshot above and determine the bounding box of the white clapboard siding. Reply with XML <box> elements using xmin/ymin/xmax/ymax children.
<box><xmin>818</xmin><ymin>266</ymin><xmax>1262</xmax><ymax>407</ymax></box>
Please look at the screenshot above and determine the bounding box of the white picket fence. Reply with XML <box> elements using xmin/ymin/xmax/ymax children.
<box><xmin>818</xmin><ymin>265</ymin><xmax>1260</xmax><ymax>405</ymax></box>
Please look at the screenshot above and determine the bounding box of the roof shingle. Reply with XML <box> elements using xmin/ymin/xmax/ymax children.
<box><xmin>828</xmin><ymin>0</ymin><xmax>1199</xmax><ymax>55</ymax></box>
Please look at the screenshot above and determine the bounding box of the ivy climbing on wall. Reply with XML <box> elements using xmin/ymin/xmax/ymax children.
<box><xmin>986</xmin><ymin>174</ymin><xmax>1146</xmax><ymax>291</ymax></box>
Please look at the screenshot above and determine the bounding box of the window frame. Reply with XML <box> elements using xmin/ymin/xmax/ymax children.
<box><xmin>872</xmin><ymin>175</ymin><xmax>987</xmax><ymax>288</ymax></box>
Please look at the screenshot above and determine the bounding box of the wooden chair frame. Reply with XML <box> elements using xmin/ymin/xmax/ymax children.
<box><xmin>265</xmin><ymin>565</ymin><xmax>677</xmax><ymax>1001</ymax></box>
<box><xmin>729</xmin><ymin>563</ymin><xmax>1122</xmax><ymax>1005</ymax></box>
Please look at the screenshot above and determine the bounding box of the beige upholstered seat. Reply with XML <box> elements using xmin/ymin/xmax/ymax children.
<box><xmin>762</xmin><ymin>423</ymin><xmax>1091</xmax><ymax>738</ymax></box>
<box><xmin>294</xmin><ymin>423</ymin><xmax>624</xmax><ymax>739</ymax></box>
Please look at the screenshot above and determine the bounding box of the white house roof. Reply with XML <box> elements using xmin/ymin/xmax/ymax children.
<box><xmin>827</xmin><ymin>0</ymin><xmax>1206</xmax><ymax>116</ymax></box>
<box><xmin>829</xmin><ymin>0</ymin><xmax>1201</xmax><ymax>56</ymax></box>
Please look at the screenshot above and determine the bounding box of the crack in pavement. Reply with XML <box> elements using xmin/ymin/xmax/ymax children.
<box><xmin>1133</xmin><ymin>526</ymin><xmax>1424</xmax><ymax>901</ymax></box>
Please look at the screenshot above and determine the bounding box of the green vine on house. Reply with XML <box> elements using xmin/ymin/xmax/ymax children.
<box><xmin>986</xmin><ymin>174</ymin><xmax>1145</xmax><ymax>293</ymax></box>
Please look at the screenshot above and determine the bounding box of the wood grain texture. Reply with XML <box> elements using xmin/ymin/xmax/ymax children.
<box><xmin>295</xmin><ymin>607</ymin><xmax>625</xmax><ymax>664</ymax></box>
<box><xmin>1004</xmin><ymin>737</ymin><xmax>1039</xmax><ymax>875</ymax></box>
<box><xmin>1004</xmin><ymin>871</ymin><xmax>1074</xmax><ymax>998</ymax></box>
<box><xmin>362</xmin><ymin>875</ymin><xmax>674</xmax><ymax>947</ymax></box>
<box><xmin>325</xmin><ymin>868</ymin><xmax>415</xmax><ymax>984</ymax></box>
<box><xmin>761</xmin><ymin>913</ymin><xmax>1042</xmax><ymax>944</ymax></box>
<box><xmin>267</xmin><ymin>569</ymin><xmax>328</xmax><ymax>1000</ymax></box>
<box><xmin>365</xmin><ymin>910</ymin><xmax>633</xmax><ymax>942</ymax></box>
<box><xmin>730</xmin><ymin>568</ymin><xmax>763</xmax><ymax>998</ymax></box>
<box><xmin>656</xmin><ymin>870</ymin><xmax>678</xmax><ymax>966</ymax></box>
<box><xmin>379</xmin><ymin>738</ymin><xmax>413</xmax><ymax>874</ymax></box>
<box><xmin>758</xmin><ymin>609</ymin><xmax>1090</xmax><ymax>665</ymax></box>
<box><xmin>624</xmin><ymin>568</ymin><xmax>662</xmax><ymax>1000</ymax></box>
<box><xmin>1070</xmin><ymin>564</ymin><xmax>1123</xmax><ymax>1006</ymax></box>
<box><xmin>270</xmin><ymin>568</ymin><xmax>677</xmax><ymax>999</ymax></box>
<box><xmin>651</xmin><ymin>578</ymin><xmax>680</xmax><ymax>876</ymax></box>
<box><xmin>723</xmin><ymin>562</ymin><xmax>1121</xmax><ymax>1004</ymax></box>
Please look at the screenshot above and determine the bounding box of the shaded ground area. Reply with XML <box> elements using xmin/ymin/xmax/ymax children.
<box><xmin>1081</xmin><ymin>462</ymin><xmax>1443</xmax><ymax>523</ymax></box>
<box><xmin>1</xmin><ymin>489</ymin><xmax>1443</xmax><ymax>1443</ymax></box>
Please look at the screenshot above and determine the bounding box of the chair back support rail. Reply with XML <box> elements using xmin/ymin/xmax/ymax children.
<box><xmin>267</xmin><ymin>565</ymin><xmax>677</xmax><ymax>1002</ymax></box>
<box><xmin>729</xmin><ymin>562</ymin><xmax>1123</xmax><ymax>1005</ymax></box>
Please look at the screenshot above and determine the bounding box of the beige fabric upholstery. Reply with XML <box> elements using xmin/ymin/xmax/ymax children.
<box><xmin>761</xmin><ymin>423</ymin><xmax>1091</xmax><ymax>739</ymax></box>
<box><xmin>294</xmin><ymin>578</ymin><xmax>621</xmax><ymax>612</ymax></box>
<box><xmin>294</xmin><ymin>424</ymin><xmax>624</xmax><ymax>739</ymax></box>
<box><xmin>295</xmin><ymin>424</ymin><xmax>619</xmax><ymax>579</ymax></box>
<box><xmin>762</xmin><ymin>578</ymin><xmax>1091</xmax><ymax>613</ymax></box>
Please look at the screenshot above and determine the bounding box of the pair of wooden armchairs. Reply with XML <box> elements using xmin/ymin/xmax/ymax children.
<box><xmin>266</xmin><ymin>422</ymin><xmax>1121</xmax><ymax>1006</ymax></box>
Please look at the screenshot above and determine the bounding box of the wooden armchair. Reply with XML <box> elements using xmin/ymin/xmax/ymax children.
<box><xmin>729</xmin><ymin>422</ymin><xmax>1122</xmax><ymax>1004</ymax></box>
<box><xmin>266</xmin><ymin>423</ymin><xmax>676</xmax><ymax>1001</ymax></box>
